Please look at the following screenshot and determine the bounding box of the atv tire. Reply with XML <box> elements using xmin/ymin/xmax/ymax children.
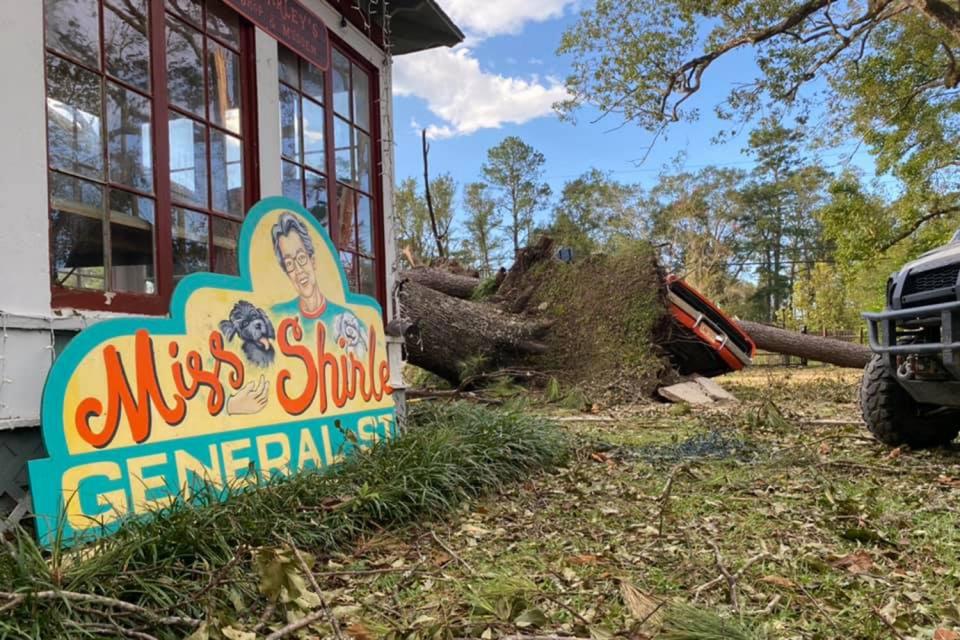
<box><xmin>860</xmin><ymin>355</ymin><xmax>960</xmax><ymax>448</ymax></box>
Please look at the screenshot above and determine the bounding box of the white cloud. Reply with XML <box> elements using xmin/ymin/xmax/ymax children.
<box><xmin>394</xmin><ymin>47</ymin><xmax>569</xmax><ymax>139</ymax></box>
<box><xmin>437</xmin><ymin>0</ymin><xmax>578</xmax><ymax>39</ymax></box>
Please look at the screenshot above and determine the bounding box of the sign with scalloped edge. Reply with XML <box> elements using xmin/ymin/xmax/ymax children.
<box><xmin>29</xmin><ymin>197</ymin><xmax>395</xmax><ymax>547</ymax></box>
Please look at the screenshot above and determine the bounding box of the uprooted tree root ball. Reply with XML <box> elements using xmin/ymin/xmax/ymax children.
<box><xmin>398</xmin><ymin>237</ymin><xmax>676</xmax><ymax>403</ymax></box>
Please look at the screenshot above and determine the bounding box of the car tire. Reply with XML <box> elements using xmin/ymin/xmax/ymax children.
<box><xmin>859</xmin><ymin>355</ymin><xmax>960</xmax><ymax>448</ymax></box>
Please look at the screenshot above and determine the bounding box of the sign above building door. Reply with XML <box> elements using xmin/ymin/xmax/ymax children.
<box><xmin>223</xmin><ymin>0</ymin><xmax>330</xmax><ymax>70</ymax></box>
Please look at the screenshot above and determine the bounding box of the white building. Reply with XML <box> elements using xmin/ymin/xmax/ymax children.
<box><xmin>0</xmin><ymin>0</ymin><xmax>462</xmax><ymax>529</ymax></box>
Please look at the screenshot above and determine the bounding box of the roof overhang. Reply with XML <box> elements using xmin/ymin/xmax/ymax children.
<box><xmin>386</xmin><ymin>0</ymin><xmax>464</xmax><ymax>55</ymax></box>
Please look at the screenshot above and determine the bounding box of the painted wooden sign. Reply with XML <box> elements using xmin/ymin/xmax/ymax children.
<box><xmin>222</xmin><ymin>0</ymin><xmax>329</xmax><ymax>70</ymax></box>
<box><xmin>29</xmin><ymin>198</ymin><xmax>394</xmax><ymax>547</ymax></box>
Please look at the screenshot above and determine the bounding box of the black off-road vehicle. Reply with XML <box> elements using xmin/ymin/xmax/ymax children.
<box><xmin>862</xmin><ymin>231</ymin><xmax>960</xmax><ymax>447</ymax></box>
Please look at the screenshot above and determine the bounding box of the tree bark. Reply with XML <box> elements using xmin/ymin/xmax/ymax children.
<box><xmin>400</xmin><ymin>268</ymin><xmax>480</xmax><ymax>299</ymax></box>
<box><xmin>736</xmin><ymin>320</ymin><xmax>871</xmax><ymax>369</ymax></box>
<box><xmin>397</xmin><ymin>278</ymin><xmax>550</xmax><ymax>383</ymax></box>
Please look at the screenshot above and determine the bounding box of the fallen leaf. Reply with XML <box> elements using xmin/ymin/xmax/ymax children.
<box><xmin>221</xmin><ymin>627</ymin><xmax>255</xmax><ymax>640</ymax></box>
<box><xmin>346</xmin><ymin>622</ymin><xmax>373</xmax><ymax>640</ymax></box>
<box><xmin>934</xmin><ymin>629</ymin><xmax>960</xmax><ymax>640</ymax></box>
<box><xmin>568</xmin><ymin>554</ymin><xmax>600</xmax><ymax>565</ymax></box>
<box><xmin>514</xmin><ymin>607</ymin><xmax>548</xmax><ymax>628</ymax></box>
<box><xmin>818</xmin><ymin>442</ymin><xmax>831</xmax><ymax>456</ymax></box>
<box><xmin>831</xmin><ymin>550</ymin><xmax>873</xmax><ymax>574</ymax></box>
<box><xmin>887</xmin><ymin>446</ymin><xmax>904</xmax><ymax>460</ymax></box>
<box><xmin>759</xmin><ymin>575</ymin><xmax>797</xmax><ymax>589</ymax></box>
<box><xmin>590</xmin><ymin>452</ymin><xmax>610</xmax><ymax>463</ymax></box>
<box><xmin>937</xmin><ymin>475</ymin><xmax>960</xmax><ymax>488</ymax></box>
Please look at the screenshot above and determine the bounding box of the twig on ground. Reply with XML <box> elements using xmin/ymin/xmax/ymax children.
<box><xmin>288</xmin><ymin>540</ymin><xmax>345</xmax><ymax>640</ymax></box>
<box><xmin>657</xmin><ymin>464</ymin><xmax>696</xmax><ymax>537</ymax></box>
<box><xmin>251</xmin><ymin>602</ymin><xmax>277</xmax><ymax>633</ymax></box>
<box><xmin>871</xmin><ymin>606</ymin><xmax>906</xmax><ymax>640</ymax></box>
<box><xmin>798</xmin><ymin>583</ymin><xmax>840</xmax><ymax>631</ymax></box>
<box><xmin>430</xmin><ymin>530</ymin><xmax>475</xmax><ymax>574</ymax></box>
<box><xmin>313</xmin><ymin>564</ymin><xmax>425</xmax><ymax>577</ymax></box>
<box><xmin>707</xmin><ymin>540</ymin><xmax>739</xmax><ymax>610</ymax></box>
<box><xmin>690</xmin><ymin>546</ymin><xmax>768</xmax><ymax>611</ymax></box>
<box><xmin>73</xmin><ymin>622</ymin><xmax>160</xmax><ymax>640</ymax></box>
<box><xmin>0</xmin><ymin>590</ymin><xmax>201</xmax><ymax>628</ymax></box>
<box><xmin>538</xmin><ymin>591</ymin><xmax>592</xmax><ymax>627</ymax></box>
<box><xmin>264</xmin><ymin>609</ymin><xmax>333</xmax><ymax>640</ymax></box>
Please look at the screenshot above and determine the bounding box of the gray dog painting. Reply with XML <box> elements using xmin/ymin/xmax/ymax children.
<box><xmin>219</xmin><ymin>300</ymin><xmax>276</xmax><ymax>367</ymax></box>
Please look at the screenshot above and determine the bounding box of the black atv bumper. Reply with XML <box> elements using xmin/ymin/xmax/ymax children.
<box><xmin>864</xmin><ymin>300</ymin><xmax>960</xmax><ymax>406</ymax></box>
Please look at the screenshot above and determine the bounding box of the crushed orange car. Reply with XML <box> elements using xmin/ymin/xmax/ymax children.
<box><xmin>663</xmin><ymin>275</ymin><xmax>756</xmax><ymax>377</ymax></box>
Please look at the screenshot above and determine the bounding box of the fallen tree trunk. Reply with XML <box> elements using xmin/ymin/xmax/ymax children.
<box><xmin>736</xmin><ymin>320</ymin><xmax>871</xmax><ymax>369</ymax></box>
<box><xmin>397</xmin><ymin>278</ymin><xmax>550</xmax><ymax>383</ymax></box>
<box><xmin>400</xmin><ymin>267</ymin><xmax>480</xmax><ymax>299</ymax></box>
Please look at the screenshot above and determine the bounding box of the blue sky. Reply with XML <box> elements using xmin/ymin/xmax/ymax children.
<box><xmin>390</xmin><ymin>1</ymin><xmax>877</xmax><ymax>233</ymax></box>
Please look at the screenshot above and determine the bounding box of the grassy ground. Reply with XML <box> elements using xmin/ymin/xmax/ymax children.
<box><xmin>317</xmin><ymin>368</ymin><xmax>960</xmax><ymax>640</ymax></box>
<box><xmin>5</xmin><ymin>368</ymin><xmax>960</xmax><ymax>639</ymax></box>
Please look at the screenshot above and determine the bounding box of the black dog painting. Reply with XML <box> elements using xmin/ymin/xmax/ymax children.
<box><xmin>219</xmin><ymin>300</ymin><xmax>276</xmax><ymax>367</ymax></box>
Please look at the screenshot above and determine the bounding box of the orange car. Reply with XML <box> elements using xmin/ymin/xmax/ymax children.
<box><xmin>664</xmin><ymin>275</ymin><xmax>756</xmax><ymax>376</ymax></box>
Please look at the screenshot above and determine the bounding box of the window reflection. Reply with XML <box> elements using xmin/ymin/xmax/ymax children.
<box><xmin>172</xmin><ymin>207</ymin><xmax>209</xmax><ymax>282</ymax></box>
<box><xmin>212</xmin><ymin>217</ymin><xmax>239</xmax><ymax>275</ymax></box>
<box><xmin>166</xmin><ymin>16</ymin><xmax>205</xmax><ymax>117</ymax></box>
<box><xmin>109</xmin><ymin>190</ymin><xmax>156</xmax><ymax>293</ymax></box>
<box><xmin>169</xmin><ymin>114</ymin><xmax>208</xmax><ymax>207</ymax></box>
<box><xmin>45</xmin><ymin>0</ymin><xmax>100</xmax><ymax>67</ymax></box>
<box><xmin>49</xmin><ymin>172</ymin><xmax>105</xmax><ymax>290</ymax></box>
<box><xmin>104</xmin><ymin>1</ymin><xmax>150</xmax><ymax>91</ymax></box>
<box><xmin>107</xmin><ymin>83</ymin><xmax>153</xmax><ymax>191</ymax></box>
<box><xmin>46</xmin><ymin>55</ymin><xmax>104</xmax><ymax>180</ymax></box>
<box><xmin>211</xmin><ymin>130</ymin><xmax>243</xmax><ymax>217</ymax></box>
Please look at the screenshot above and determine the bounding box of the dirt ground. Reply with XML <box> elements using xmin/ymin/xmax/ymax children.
<box><xmin>304</xmin><ymin>367</ymin><xmax>960</xmax><ymax>640</ymax></box>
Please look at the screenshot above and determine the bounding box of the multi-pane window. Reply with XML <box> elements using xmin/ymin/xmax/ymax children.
<box><xmin>45</xmin><ymin>0</ymin><xmax>157</xmax><ymax>294</ymax></box>
<box><xmin>278</xmin><ymin>45</ymin><xmax>379</xmax><ymax>301</ymax></box>
<box><xmin>332</xmin><ymin>50</ymin><xmax>377</xmax><ymax>299</ymax></box>
<box><xmin>278</xmin><ymin>45</ymin><xmax>329</xmax><ymax>231</ymax></box>
<box><xmin>43</xmin><ymin>0</ymin><xmax>255</xmax><ymax>310</ymax></box>
<box><xmin>166</xmin><ymin>0</ymin><xmax>245</xmax><ymax>281</ymax></box>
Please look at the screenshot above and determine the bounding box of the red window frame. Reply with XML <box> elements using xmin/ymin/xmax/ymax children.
<box><xmin>278</xmin><ymin>33</ymin><xmax>386</xmax><ymax>308</ymax></box>
<box><xmin>43</xmin><ymin>0</ymin><xmax>259</xmax><ymax>315</ymax></box>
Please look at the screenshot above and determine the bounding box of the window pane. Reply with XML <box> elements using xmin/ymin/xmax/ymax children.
<box><xmin>281</xmin><ymin>160</ymin><xmax>303</xmax><ymax>205</ymax></box>
<box><xmin>166</xmin><ymin>16</ymin><xmax>205</xmax><ymax>117</ymax></box>
<box><xmin>357</xmin><ymin>193</ymin><xmax>373</xmax><ymax>255</ymax></box>
<box><xmin>211</xmin><ymin>129</ymin><xmax>243</xmax><ymax>216</ymax></box>
<box><xmin>109</xmin><ymin>190</ymin><xmax>156</xmax><ymax>294</ymax></box>
<box><xmin>279</xmin><ymin>84</ymin><xmax>301</xmax><ymax>161</ymax></box>
<box><xmin>172</xmin><ymin>207</ymin><xmax>209</xmax><ymax>281</ymax></box>
<box><xmin>334</xmin><ymin>116</ymin><xmax>353</xmax><ymax>184</ymax></box>
<box><xmin>104</xmin><ymin>1</ymin><xmax>150</xmax><ymax>91</ymax></box>
<box><xmin>304</xmin><ymin>169</ymin><xmax>328</xmax><ymax>229</ymax></box>
<box><xmin>46</xmin><ymin>55</ymin><xmax>104</xmax><ymax>180</ymax></box>
<box><xmin>206</xmin><ymin>0</ymin><xmax>240</xmax><ymax>49</ymax></box>
<box><xmin>49</xmin><ymin>172</ymin><xmax>105</xmax><ymax>290</ymax></box>
<box><xmin>302</xmin><ymin>98</ymin><xmax>325</xmax><ymax>171</ymax></box>
<box><xmin>339</xmin><ymin>251</ymin><xmax>357</xmax><ymax>292</ymax></box>
<box><xmin>358</xmin><ymin>257</ymin><xmax>376</xmax><ymax>297</ymax></box>
<box><xmin>107</xmin><ymin>82</ymin><xmax>153</xmax><ymax>191</ymax></box>
<box><xmin>303</xmin><ymin>62</ymin><xmax>324</xmax><ymax>103</ymax></box>
<box><xmin>356</xmin><ymin>129</ymin><xmax>371</xmax><ymax>192</ymax></box>
<box><xmin>208</xmin><ymin>42</ymin><xmax>241</xmax><ymax>134</ymax></box>
<box><xmin>45</xmin><ymin>0</ymin><xmax>100</xmax><ymax>68</ymax></box>
<box><xmin>166</xmin><ymin>0</ymin><xmax>201</xmax><ymax>26</ymax></box>
<box><xmin>337</xmin><ymin>186</ymin><xmax>357</xmax><ymax>251</ymax></box>
<box><xmin>352</xmin><ymin>65</ymin><xmax>370</xmax><ymax>130</ymax></box>
<box><xmin>169</xmin><ymin>114</ymin><xmax>208</xmax><ymax>207</ymax></box>
<box><xmin>332</xmin><ymin>50</ymin><xmax>350</xmax><ymax>118</ymax></box>
<box><xmin>212</xmin><ymin>217</ymin><xmax>240</xmax><ymax>275</ymax></box>
<box><xmin>278</xmin><ymin>45</ymin><xmax>299</xmax><ymax>87</ymax></box>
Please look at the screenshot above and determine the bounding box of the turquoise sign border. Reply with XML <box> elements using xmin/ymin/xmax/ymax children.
<box><xmin>28</xmin><ymin>196</ymin><xmax>393</xmax><ymax>547</ymax></box>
